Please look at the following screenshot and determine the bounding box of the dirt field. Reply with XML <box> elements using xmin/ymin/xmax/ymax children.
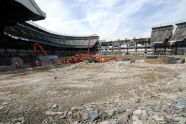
<box><xmin>0</xmin><ymin>58</ymin><xmax>186</xmax><ymax>123</ymax></box>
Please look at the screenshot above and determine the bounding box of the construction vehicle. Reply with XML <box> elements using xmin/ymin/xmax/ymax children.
<box><xmin>66</xmin><ymin>35</ymin><xmax>110</xmax><ymax>64</ymax></box>
<box><xmin>66</xmin><ymin>53</ymin><xmax>109</xmax><ymax>64</ymax></box>
<box><xmin>77</xmin><ymin>54</ymin><xmax>109</xmax><ymax>63</ymax></box>
<box><xmin>77</xmin><ymin>35</ymin><xmax>109</xmax><ymax>63</ymax></box>
<box><xmin>31</xmin><ymin>43</ymin><xmax>58</xmax><ymax>66</ymax></box>
<box><xmin>33</xmin><ymin>42</ymin><xmax>48</xmax><ymax>56</ymax></box>
<box><xmin>65</xmin><ymin>35</ymin><xmax>110</xmax><ymax>64</ymax></box>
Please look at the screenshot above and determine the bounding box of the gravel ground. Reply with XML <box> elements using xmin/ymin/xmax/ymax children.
<box><xmin>0</xmin><ymin>60</ymin><xmax>186</xmax><ymax>123</ymax></box>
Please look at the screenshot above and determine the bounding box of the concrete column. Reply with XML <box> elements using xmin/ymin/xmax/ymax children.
<box><xmin>127</xmin><ymin>42</ymin><xmax>129</xmax><ymax>54</ymax></box>
<box><xmin>164</xmin><ymin>42</ymin><xmax>167</xmax><ymax>55</ymax></box>
<box><xmin>145</xmin><ymin>40</ymin><xmax>147</xmax><ymax>53</ymax></box>
<box><xmin>107</xmin><ymin>43</ymin><xmax>109</xmax><ymax>51</ymax></box>
<box><xmin>119</xmin><ymin>42</ymin><xmax>121</xmax><ymax>52</ymax></box>
<box><xmin>175</xmin><ymin>42</ymin><xmax>177</xmax><ymax>55</ymax></box>
<box><xmin>112</xmin><ymin>42</ymin><xmax>113</xmax><ymax>53</ymax></box>
<box><xmin>99</xmin><ymin>42</ymin><xmax>102</xmax><ymax>53</ymax></box>
<box><xmin>135</xmin><ymin>40</ymin><xmax>137</xmax><ymax>53</ymax></box>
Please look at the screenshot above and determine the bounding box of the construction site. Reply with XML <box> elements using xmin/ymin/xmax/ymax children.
<box><xmin>0</xmin><ymin>0</ymin><xmax>186</xmax><ymax>124</ymax></box>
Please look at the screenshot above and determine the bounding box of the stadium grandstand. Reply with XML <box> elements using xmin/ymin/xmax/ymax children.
<box><xmin>168</xmin><ymin>22</ymin><xmax>186</xmax><ymax>54</ymax></box>
<box><xmin>97</xmin><ymin>38</ymin><xmax>151</xmax><ymax>56</ymax></box>
<box><xmin>98</xmin><ymin>20</ymin><xmax>186</xmax><ymax>56</ymax></box>
<box><xmin>2</xmin><ymin>22</ymin><xmax>99</xmax><ymax>56</ymax></box>
<box><xmin>151</xmin><ymin>21</ymin><xmax>186</xmax><ymax>55</ymax></box>
<box><xmin>150</xmin><ymin>25</ymin><xmax>174</xmax><ymax>54</ymax></box>
<box><xmin>170</xmin><ymin>22</ymin><xmax>186</xmax><ymax>42</ymax></box>
<box><xmin>0</xmin><ymin>0</ymin><xmax>99</xmax><ymax>60</ymax></box>
<box><xmin>150</xmin><ymin>25</ymin><xmax>173</xmax><ymax>43</ymax></box>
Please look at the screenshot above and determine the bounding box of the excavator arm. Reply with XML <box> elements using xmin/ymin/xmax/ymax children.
<box><xmin>33</xmin><ymin>43</ymin><xmax>48</xmax><ymax>56</ymax></box>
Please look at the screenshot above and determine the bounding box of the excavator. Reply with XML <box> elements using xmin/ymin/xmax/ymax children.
<box><xmin>77</xmin><ymin>54</ymin><xmax>109</xmax><ymax>63</ymax></box>
<box><xmin>66</xmin><ymin>36</ymin><xmax>109</xmax><ymax>64</ymax></box>
<box><xmin>66</xmin><ymin>53</ymin><xmax>109</xmax><ymax>64</ymax></box>
<box><xmin>31</xmin><ymin>43</ymin><xmax>58</xmax><ymax>66</ymax></box>
<box><xmin>33</xmin><ymin>42</ymin><xmax>108</xmax><ymax>65</ymax></box>
<box><xmin>33</xmin><ymin>42</ymin><xmax>48</xmax><ymax>56</ymax></box>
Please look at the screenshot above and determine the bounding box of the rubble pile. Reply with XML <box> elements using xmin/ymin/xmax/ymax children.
<box><xmin>0</xmin><ymin>60</ymin><xmax>186</xmax><ymax>123</ymax></box>
<box><xmin>40</xmin><ymin>98</ymin><xmax>186</xmax><ymax>123</ymax></box>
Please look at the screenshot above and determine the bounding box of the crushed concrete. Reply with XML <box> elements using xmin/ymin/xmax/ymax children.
<box><xmin>0</xmin><ymin>60</ymin><xmax>186</xmax><ymax>123</ymax></box>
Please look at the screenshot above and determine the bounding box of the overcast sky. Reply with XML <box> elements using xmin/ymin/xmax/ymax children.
<box><xmin>34</xmin><ymin>0</ymin><xmax>186</xmax><ymax>40</ymax></box>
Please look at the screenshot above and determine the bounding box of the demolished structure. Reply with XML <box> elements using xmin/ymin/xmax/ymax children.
<box><xmin>98</xmin><ymin>21</ymin><xmax>186</xmax><ymax>55</ymax></box>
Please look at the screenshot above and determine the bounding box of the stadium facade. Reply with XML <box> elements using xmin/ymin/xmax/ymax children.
<box><xmin>97</xmin><ymin>38</ymin><xmax>151</xmax><ymax>56</ymax></box>
<box><xmin>98</xmin><ymin>21</ymin><xmax>186</xmax><ymax>55</ymax></box>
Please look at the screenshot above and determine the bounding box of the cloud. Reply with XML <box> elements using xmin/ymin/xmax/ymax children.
<box><xmin>34</xmin><ymin>0</ymin><xmax>186</xmax><ymax>40</ymax></box>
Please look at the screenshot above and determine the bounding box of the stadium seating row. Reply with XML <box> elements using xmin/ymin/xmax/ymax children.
<box><xmin>151</xmin><ymin>22</ymin><xmax>186</xmax><ymax>43</ymax></box>
<box><xmin>3</xmin><ymin>22</ymin><xmax>99</xmax><ymax>48</ymax></box>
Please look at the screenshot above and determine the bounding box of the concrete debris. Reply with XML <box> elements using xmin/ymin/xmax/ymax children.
<box><xmin>90</xmin><ymin>110</ymin><xmax>99</xmax><ymax>121</ymax></box>
<box><xmin>59</xmin><ymin>115</ymin><xmax>66</xmax><ymax>119</ymax></box>
<box><xmin>128</xmin><ymin>101</ymin><xmax>186</xmax><ymax>123</ymax></box>
<box><xmin>135</xmin><ymin>98</ymin><xmax>141</xmax><ymax>103</ymax></box>
<box><xmin>100</xmin><ymin>120</ymin><xmax>118</xmax><ymax>124</ymax></box>
<box><xmin>82</xmin><ymin>111</ymin><xmax>89</xmax><ymax>120</ymax></box>
<box><xmin>52</xmin><ymin>104</ymin><xmax>58</xmax><ymax>109</ymax></box>
<box><xmin>67</xmin><ymin>111</ymin><xmax>72</xmax><ymax>116</ymax></box>
<box><xmin>133</xmin><ymin>109</ymin><xmax>146</xmax><ymax>116</ymax></box>
<box><xmin>73</xmin><ymin>111</ymin><xmax>81</xmax><ymax>120</ymax></box>
<box><xmin>59</xmin><ymin>110</ymin><xmax>68</xmax><ymax>119</ymax></box>
<box><xmin>41</xmin><ymin>117</ymin><xmax>56</xmax><ymax>124</ymax></box>
<box><xmin>71</xmin><ymin>106</ymin><xmax>84</xmax><ymax>111</ymax></box>
<box><xmin>45</xmin><ymin>111</ymin><xmax>63</xmax><ymax>116</ymax></box>
<box><xmin>0</xmin><ymin>106</ymin><xmax>4</xmax><ymax>110</ymax></box>
<box><xmin>0</xmin><ymin>59</ymin><xmax>186</xmax><ymax>123</ymax></box>
<box><xmin>176</xmin><ymin>102</ymin><xmax>186</xmax><ymax>108</ymax></box>
<box><xmin>151</xmin><ymin>114</ymin><xmax>164</xmax><ymax>121</ymax></box>
<box><xmin>105</xmin><ymin>109</ymin><xmax>115</xmax><ymax>116</ymax></box>
<box><xmin>72</xmin><ymin>121</ymin><xmax>79</xmax><ymax>124</ymax></box>
<box><xmin>12</xmin><ymin>117</ymin><xmax>25</xmax><ymax>124</ymax></box>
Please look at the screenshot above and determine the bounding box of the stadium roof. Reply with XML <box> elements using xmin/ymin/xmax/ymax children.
<box><xmin>3</xmin><ymin>22</ymin><xmax>99</xmax><ymax>48</ymax></box>
<box><xmin>176</xmin><ymin>21</ymin><xmax>186</xmax><ymax>26</ymax></box>
<box><xmin>27</xmin><ymin>21</ymin><xmax>98</xmax><ymax>38</ymax></box>
<box><xmin>0</xmin><ymin>0</ymin><xmax>46</xmax><ymax>28</ymax></box>
<box><xmin>152</xmin><ymin>25</ymin><xmax>174</xmax><ymax>29</ymax></box>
